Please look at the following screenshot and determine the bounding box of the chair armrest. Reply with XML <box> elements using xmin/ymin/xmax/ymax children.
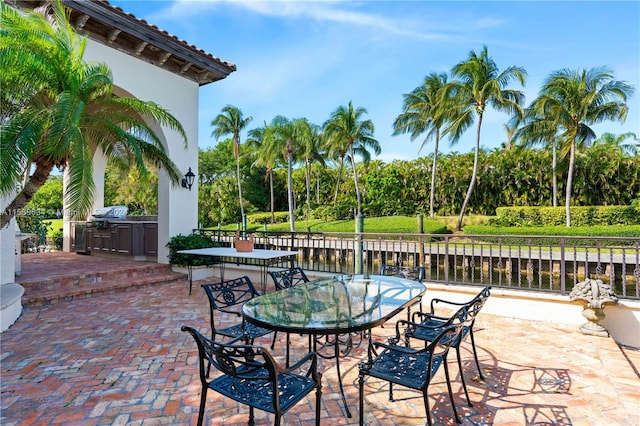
<box><xmin>282</xmin><ymin>350</ymin><xmax>318</xmax><ymax>376</ymax></box>
<box><xmin>429</xmin><ymin>297</ymin><xmax>467</xmax><ymax>313</ymax></box>
<box><xmin>216</xmin><ymin>307</ymin><xmax>242</xmax><ymax>317</ymax></box>
<box><xmin>412</xmin><ymin>310</ymin><xmax>449</xmax><ymax>323</ymax></box>
<box><xmin>226</xmin><ymin>334</ymin><xmax>249</xmax><ymax>345</ymax></box>
<box><xmin>371</xmin><ymin>340</ymin><xmax>421</xmax><ymax>355</ymax></box>
<box><xmin>392</xmin><ymin>319</ymin><xmax>413</xmax><ymax>342</ymax></box>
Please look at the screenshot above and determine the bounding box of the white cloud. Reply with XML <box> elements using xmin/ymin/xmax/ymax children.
<box><xmin>148</xmin><ymin>0</ymin><xmax>464</xmax><ymax>41</ymax></box>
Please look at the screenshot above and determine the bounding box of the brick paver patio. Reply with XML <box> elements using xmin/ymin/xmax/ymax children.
<box><xmin>1</xmin><ymin>253</ymin><xmax>639</xmax><ymax>425</ymax></box>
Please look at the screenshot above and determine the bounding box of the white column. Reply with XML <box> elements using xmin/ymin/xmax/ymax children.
<box><xmin>1</xmin><ymin>193</ymin><xmax>24</xmax><ymax>332</ymax></box>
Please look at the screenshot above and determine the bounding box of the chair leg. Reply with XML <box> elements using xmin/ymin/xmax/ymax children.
<box><xmin>197</xmin><ymin>386</ymin><xmax>207</xmax><ymax>426</ymax></box>
<box><xmin>271</xmin><ymin>332</ymin><xmax>278</xmax><ymax>349</ymax></box>
<box><xmin>469</xmin><ymin>329</ymin><xmax>484</xmax><ymax>380</ymax></box>
<box><xmin>456</xmin><ymin>346</ymin><xmax>473</xmax><ymax>407</ymax></box>
<box><xmin>358</xmin><ymin>371</ymin><xmax>365</xmax><ymax>426</ymax></box>
<box><xmin>285</xmin><ymin>333</ymin><xmax>291</xmax><ymax>367</ymax></box>
<box><xmin>315</xmin><ymin>378</ymin><xmax>322</xmax><ymax>426</ymax></box>
<box><xmin>423</xmin><ymin>391</ymin><xmax>432</xmax><ymax>426</ymax></box>
<box><xmin>443</xmin><ymin>357</ymin><xmax>461</xmax><ymax>424</ymax></box>
<box><xmin>249</xmin><ymin>406</ymin><xmax>255</xmax><ymax>426</ymax></box>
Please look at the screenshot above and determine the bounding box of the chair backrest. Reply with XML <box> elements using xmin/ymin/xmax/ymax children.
<box><xmin>202</xmin><ymin>276</ymin><xmax>260</xmax><ymax>312</ymax></box>
<box><xmin>379</xmin><ymin>263</ymin><xmax>425</xmax><ymax>283</ymax></box>
<box><xmin>201</xmin><ymin>276</ymin><xmax>260</xmax><ymax>334</ymax></box>
<box><xmin>269</xmin><ymin>267</ymin><xmax>310</xmax><ymax>290</ymax></box>
<box><xmin>466</xmin><ymin>286</ymin><xmax>491</xmax><ymax>322</ymax></box>
<box><xmin>181</xmin><ymin>325</ymin><xmax>278</xmax><ymax>395</ymax></box>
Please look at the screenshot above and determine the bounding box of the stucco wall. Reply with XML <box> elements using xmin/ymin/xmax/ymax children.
<box><xmin>62</xmin><ymin>39</ymin><xmax>200</xmax><ymax>262</ymax></box>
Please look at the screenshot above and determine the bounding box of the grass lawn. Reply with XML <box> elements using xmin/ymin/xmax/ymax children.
<box><xmin>215</xmin><ymin>215</ymin><xmax>490</xmax><ymax>234</ymax></box>
<box><xmin>46</xmin><ymin>218</ymin><xmax>63</xmax><ymax>237</ymax></box>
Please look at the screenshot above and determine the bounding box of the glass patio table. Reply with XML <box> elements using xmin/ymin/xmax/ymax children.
<box><xmin>242</xmin><ymin>274</ymin><xmax>426</xmax><ymax>418</ymax></box>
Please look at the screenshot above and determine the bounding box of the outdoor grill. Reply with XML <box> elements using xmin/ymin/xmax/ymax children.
<box><xmin>89</xmin><ymin>205</ymin><xmax>128</xmax><ymax>229</ymax></box>
<box><xmin>75</xmin><ymin>206</ymin><xmax>128</xmax><ymax>254</ymax></box>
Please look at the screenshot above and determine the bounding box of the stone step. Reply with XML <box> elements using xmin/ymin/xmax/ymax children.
<box><xmin>19</xmin><ymin>262</ymin><xmax>174</xmax><ymax>293</ymax></box>
<box><xmin>22</xmin><ymin>271</ymin><xmax>187</xmax><ymax>307</ymax></box>
<box><xmin>17</xmin><ymin>260</ymin><xmax>187</xmax><ymax>307</ymax></box>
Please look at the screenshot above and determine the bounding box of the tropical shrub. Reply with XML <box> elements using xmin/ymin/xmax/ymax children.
<box><xmin>16</xmin><ymin>209</ymin><xmax>51</xmax><ymax>251</ymax></box>
<box><xmin>51</xmin><ymin>229</ymin><xmax>63</xmax><ymax>251</ymax></box>
<box><xmin>166</xmin><ymin>233</ymin><xmax>219</xmax><ymax>267</ymax></box>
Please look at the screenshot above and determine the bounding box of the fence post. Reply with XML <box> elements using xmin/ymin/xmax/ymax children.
<box><xmin>417</xmin><ymin>214</ymin><xmax>424</xmax><ymax>268</ymax></box>
<box><xmin>355</xmin><ymin>213</ymin><xmax>364</xmax><ymax>274</ymax></box>
<box><xmin>444</xmin><ymin>235</ymin><xmax>450</xmax><ymax>284</ymax></box>
<box><xmin>560</xmin><ymin>237</ymin><xmax>566</xmax><ymax>294</ymax></box>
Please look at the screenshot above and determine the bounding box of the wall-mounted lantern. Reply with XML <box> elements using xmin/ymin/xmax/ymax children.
<box><xmin>181</xmin><ymin>167</ymin><xmax>195</xmax><ymax>191</ymax></box>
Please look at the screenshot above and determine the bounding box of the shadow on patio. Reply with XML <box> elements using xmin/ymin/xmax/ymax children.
<box><xmin>1</xmin><ymin>253</ymin><xmax>639</xmax><ymax>425</ymax></box>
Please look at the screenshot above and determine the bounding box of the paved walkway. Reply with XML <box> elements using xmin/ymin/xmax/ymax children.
<box><xmin>2</xmin><ymin>258</ymin><xmax>639</xmax><ymax>425</ymax></box>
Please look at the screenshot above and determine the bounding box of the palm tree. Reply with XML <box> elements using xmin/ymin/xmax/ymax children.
<box><xmin>263</xmin><ymin>116</ymin><xmax>305</xmax><ymax>232</ymax></box>
<box><xmin>393</xmin><ymin>72</ymin><xmax>453</xmax><ymax>219</ymax></box>
<box><xmin>593</xmin><ymin>132</ymin><xmax>639</xmax><ymax>157</ymax></box>
<box><xmin>525</xmin><ymin>67</ymin><xmax>633</xmax><ymax>226</ymax></box>
<box><xmin>514</xmin><ymin>111</ymin><xmax>561</xmax><ymax>206</ymax></box>
<box><xmin>246</xmin><ymin>121</ymin><xmax>279</xmax><ymax>223</ymax></box>
<box><xmin>325</xmin><ymin>133</ymin><xmax>348</xmax><ymax>206</ymax></box>
<box><xmin>0</xmin><ymin>0</ymin><xmax>186</xmax><ymax>228</ymax></box>
<box><xmin>324</xmin><ymin>101</ymin><xmax>380</xmax><ymax>216</ymax></box>
<box><xmin>446</xmin><ymin>46</ymin><xmax>526</xmax><ymax>231</ymax></box>
<box><xmin>300</xmin><ymin>121</ymin><xmax>326</xmax><ymax>222</ymax></box>
<box><xmin>211</xmin><ymin>105</ymin><xmax>253</xmax><ymax>222</ymax></box>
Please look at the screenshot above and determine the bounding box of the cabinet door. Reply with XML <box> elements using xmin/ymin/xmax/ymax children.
<box><xmin>115</xmin><ymin>224</ymin><xmax>132</xmax><ymax>254</ymax></box>
<box><xmin>131</xmin><ymin>224</ymin><xmax>144</xmax><ymax>255</ymax></box>
<box><xmin>144</xmin><ymin>223</ymin><xmax>158</xmax><ymax>255</ymax></box>
<box><xmin>85</xmin><ymin>228</ymin><xmax>92</xmax><ymax>252</ymax></box>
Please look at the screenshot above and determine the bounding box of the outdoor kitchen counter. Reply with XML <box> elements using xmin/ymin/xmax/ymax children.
<box><xmin>73</xmin><ymin>218</ymin><xmax>157</xmax><ymax>259</ymax></box>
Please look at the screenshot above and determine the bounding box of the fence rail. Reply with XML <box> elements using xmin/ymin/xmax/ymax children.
<box><xmin>196</xmin><ymin>229</ymin><xmax>640</xmax><ymax>300</ymax></box>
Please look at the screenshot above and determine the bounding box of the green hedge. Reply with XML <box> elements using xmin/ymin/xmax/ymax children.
<box><xmin>247</xmin><ymin>211</ymin><xmax>290</xmax><ymax>225</ymax></box>
<box><xmin>490</xmin><ymin>206</ymin><xmax>640</xmax><ymax>227</ymax></box>
<box><xmin>465</xmin><ymin>224</ymin><xmax>640</xmax><ymax>246</ymax></box>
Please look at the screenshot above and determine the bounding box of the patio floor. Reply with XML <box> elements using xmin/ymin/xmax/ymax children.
<box><xmin>1</xmin><ymin>253</ymin><xmax>639</xmax><ymax>425</ymax></box>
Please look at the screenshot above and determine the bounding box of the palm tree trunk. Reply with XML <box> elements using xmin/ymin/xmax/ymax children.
<box><xmin>1</xmin><ymin>161</ymin><xmax>55</xmax><ymax>228</ymax></box>
<box><xmin>552</xmin><ymin>139</ymin><xmax>558</xmax><ymax>207</ymax></box>
<box><xmin>333</xmin><ymin>156</ymin><xmax>345</xmax><ymax>205</ymax></box>
<box><xmin>236</xmin><ymin>157</ymin><xmax>245</xmax><ymax>220</ymax></box>
<box><xmin>350</xmin><ymin>146</ymin><xmax>362</xmax><ymax>216</ymax></box>
<box><xmin>429</xmin><ymin>130</ymin><xmax>440</xmax><ymax>219</ymax></box>
<box><xmin>456</xmin><ymin>114</ymin><xmax>483</xmax><ymax>231</ymax></box>
<box><xmin>287</xmin><ymin>151</ymin><xmax>295</xmax><ymax>232</ymax></box>
<box><xmin>269</xmin><ymin>169</ymin><xmax>275</xmax><ymax>224</ymax></box>
<box><xmin>305</xmin><ymin>159</ymin><xmax>311</xmax><ymax>222</ymax></box>
<box><xmin>565</xmin><ymin>138</ymin><xmax>576</xmax><ymax>227</ymax></box>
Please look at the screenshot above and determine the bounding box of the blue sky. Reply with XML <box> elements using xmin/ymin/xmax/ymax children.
<box><xmin>109</xmin><ymin>0</ymin><xmax>639</xmax><ymax>163</ymax></box>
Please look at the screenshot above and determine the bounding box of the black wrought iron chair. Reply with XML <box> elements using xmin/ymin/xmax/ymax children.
<box><xmin>181</xmin><ymin>325</ymin><xmax>322</xmax><ymax>426</ymax></box>
<box><xmin>268</xmin><ymin>266</ymin><xmax>310</xmax><ymax>290</ymax></box>
<box><xmin>403</xmin><ymin>286</ymin><xmax>492</xmax><ymax>382</ymax></box>
<box><xmin>358</xmin><ymin>313</ymin><xmax>467</xmax><ymax>426</ymax></box>
<box><xmin>201</xmin><ymin>276</ymin><xmax>273</xmax><ymax>344</ymax></box>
